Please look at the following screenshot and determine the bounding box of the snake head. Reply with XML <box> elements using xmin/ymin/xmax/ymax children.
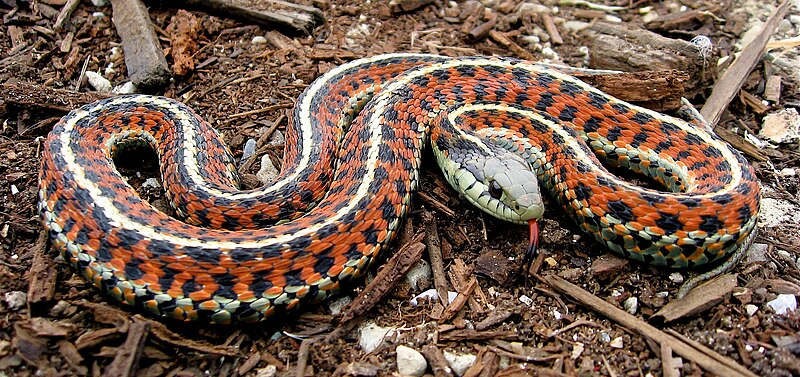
<box><xmin>442</xmin><ymin>145</ymin><xmax>544</xmax><ymax>224</ymax></box>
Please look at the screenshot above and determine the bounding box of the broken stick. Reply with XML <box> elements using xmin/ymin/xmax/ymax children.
<box><xmin>110</xmin><ymin>0</ymin><xmax>172</xmax><ymax>91</ymax></box>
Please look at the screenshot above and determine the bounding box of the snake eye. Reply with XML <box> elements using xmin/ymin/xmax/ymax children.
<box><xmin>488</xmin><ymin>181</ymin><xmax>503</xmax><ymax>199</ymax></box>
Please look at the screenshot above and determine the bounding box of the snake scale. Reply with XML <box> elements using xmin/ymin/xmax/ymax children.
<box><xmin>38</xmin><ymin>54</ymin><xmax>761</xmax><ymax>324</ymax></box>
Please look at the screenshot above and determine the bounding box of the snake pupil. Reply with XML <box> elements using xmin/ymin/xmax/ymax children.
<box><xmin>489</xmin><ymin>181</ymin><xmax>503</xmax><ymax>199</ymax></box>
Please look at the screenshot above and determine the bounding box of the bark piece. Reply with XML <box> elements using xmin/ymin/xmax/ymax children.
<box><xmin>421</xmin><ymin>345</ymin><xmax>455</xmax><ymax>377</ymax></box>
<box><xmin>174</xmin><ymin>0</ymin><xmax>323</xmax><ymax>34</ymax></box>
<box><xmin>651</xmin><ymin>274</ymin><xmax>737</xmax><ymax>324</ymax></box>
<box><xmin>390</xmin><ymin>0</ymin><xmax>434</xmax><ymax>13</ymax></box>
<box><xmin>583</xmin><ymin>23</ymin><xmax>710</xmax><ymax>96</ymax></box>
<box><xmin>168</xmin><ymin>10</ymin><xmax>202</xmax><ymax>77</ymax></box>
<box><xmin>110</xmin><ymin>0</ymin><xmax>172</xmax><ymax>91</ymax></box>
<box><xmin>27</xmin><ymin>232</ymin><xmax>56</xmax><ymax>311</ymax></box>
<box><xmin>576</xmin><ymin>70</ymin><xmax>689</xmax><ymax>111</ymax></box>
<box><xmin>337</xmin><ymin>233</ymin><xmax>426</xmax><ymax>324</ymax></box>
<box><xmin>102</xmin><ymin>321</ymin><xmax>150</xmax><ymax>377</ymax></box>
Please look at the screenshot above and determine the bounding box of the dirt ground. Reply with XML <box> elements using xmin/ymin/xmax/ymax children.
<box><xmin>1</xmin><ymin>0</ymin><xmax>800</xmax><ymax>376</ymax></box>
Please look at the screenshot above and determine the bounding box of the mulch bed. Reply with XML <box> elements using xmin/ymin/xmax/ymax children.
<box><xmin>1</xmin><ymin>0</ymin><xmax>799</xmax><ymax>376</ymax></box>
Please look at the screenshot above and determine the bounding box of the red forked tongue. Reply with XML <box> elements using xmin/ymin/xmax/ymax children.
<box><xmin>512</xmin><ymin>219</ymin><xmax>539</xmax><ymax>282</ymax></box>
<box><xmin>529</xmin><ymin>219</ymin><xmax>539</xmax><ymax>252</ymax></box>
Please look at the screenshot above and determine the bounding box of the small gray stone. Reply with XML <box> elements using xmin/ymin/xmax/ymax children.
<box><xmin>3</xmin><ymin>291</ymin><xmax>27</xmax><ymax>311</ymax></box>
<box><xmin>241</xmin><ymin>138</ymin><xmax>257</xmax><ymax>162</ymax></box>
<box><xmin>256</xmin><ymin>155</ymin><xmax>279</xmax><ymax>184</ymax></box>
<box><xmin>142</xmin><ymin>178</ymin><xmax>161</xmax><ymax>190</ymax></box>
<box><xmin>396</xmin><ymin>345</ymin><xmax>427</xmax><ymax>376</ymax></box>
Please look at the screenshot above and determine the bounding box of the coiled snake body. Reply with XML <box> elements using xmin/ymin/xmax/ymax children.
<box><xmin>39</xmin><ymin>54</ymin><xmax>761</xmax><ymax>324</ymax></box>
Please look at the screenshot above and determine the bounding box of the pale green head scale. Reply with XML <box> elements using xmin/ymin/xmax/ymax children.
<box><xmin>434</xmin><ymin>138</ymin><xmax>545</xmax><ymax>225</ymax></box>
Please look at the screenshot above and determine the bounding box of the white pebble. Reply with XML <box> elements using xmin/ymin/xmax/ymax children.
<box><xmin>562</xmin><ymin>20</ymin><xmax>590</xmax><ymax>32</ymax></box>
<box><xmin>745</xmin><ymin>304</ymin><xmax>759</xmax><ymax>316</ymax></box>
<box><xmin>91</xmin><ymin>11</ymin><xmax>106</xmax><ymax>19</ymax></box>
<box><xmin>396</xmin><ymin>345</ymin><xmax>427</xmax><ymax>377</ymax></box>
<box><xmin>609</xmin><ymin>336</ymin><xmax>624</xmax><ymax>348</ymax></box>
<box><xmin>410</xmin><ymin>288</ymin><xmax>457</xmax><ymax>306</ymax></box>
<box><xmin>10</xmin><ymin>185</ymin><xmax>19</xmax><ymax>195</ymax></box>
<box><xmin>518</xmin><ymin>294</ymin><xmax>533</xmax><ymax>306</ymax></box>
<box><xmin>780</xmin><ymin>168</ymin><xmax>796</xmax><ymax>176</ymax></box>
<box><xmin>358</xmin><ymin>321</ymin><xmax>394</xmax><ymax>353</ymax></box>
<box><xmin>668</xmin><ymin>272</ymin><xmax>684</xmax><ymax>283</ymax></box>
<box><xmin>518</xmin><ymin>3</ymin><xmax>552</xmax><ymax>15</ymax></box>
<box><xmin>86</xmin><ymin>71</ymin><xmax>112</xmax><ymax>92</ymax></box>
<box><xmin>91</xmin><ymin>0</ymin><xmax>108</xmax><ymax>6</ymax></box>
<box><xmin>767</xmin><ymin>294</ymin><xmax>797</xmax><ymax>315</ymax></box>
<box><xmin>252</xmin><ymin>36</ymin><xmax>268</xmax><ymax>45</ymax></box>
<box><xmin>443</xmin><ymin>350</ymin><xmax>475</xmax><ymax>377</ymax></box>
<box><xmin>4</xmin><ymin>291</ymin><xmax>27</xmax><ymax>311</ymax></box>
<box><xmin>112</xmin><ymin>81</ymin><xmax>137</xmax><ymax>94</ymax></box>
<box><xmin>623</xmin><ymin>297</ymin><xmax>638</xmax><ymax>314</ymax></box>
<box><xmin>255</xmin><ymin>365</ymin><xmax>277</xmax><ymax>377</ymax></box>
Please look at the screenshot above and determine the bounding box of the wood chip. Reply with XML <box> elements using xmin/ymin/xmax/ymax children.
<box><xmin>389</xmin><ymin>0</ymin><xmax>435</xmax><ymax>13</ymax></box>
<box><xmin>102</xmin><ymin>321</ymin><xmax>150</xmax><ymax>377</ymax></box>
<box><xmin>541</xmin><ymin>14</ymin><xmax>563</xmax><ymax>45</ymax></box>
<box><xmin>168</xmin><ymin>10</ymin><xmax>201</xmax><ymax>77</ymax></box>
<box><xmin>576</xmin><ymin>70</ymin><xmax>689</xmax><ymax>111</ymax></box>
<box><xmin>764</xmin><ymin>75</ymin><xmax>782</xmax><ymax>103</ymax></box>
<box><xmin>26</xmin><ymin>232</ymin><xmax>56</xmax><ymax>311</ymax></box>
<box><xmin>652</xmin><ymin>273</ymin><xmax>738</xmax><ymax>324</ymax></box>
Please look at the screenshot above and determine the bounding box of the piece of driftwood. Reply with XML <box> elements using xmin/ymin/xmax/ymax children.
<box><xmin>173</xmin><ymin>0</ymin><xmax>324</xmax><ymax>34</ymax></box>
<box><xmin>110</xmin><ymin>0</ymin><xmax>172</xmax><ymax>91</ymax></box>
<box><xmin>583</xmin><ymin>22</ymin><xmax>711</xmax><ymax>96</ymax></box>
<box><xmin>700</xmin><ymin>0</ymin><xmax>793</xmax><ymax>127</ymax></box>
<box><xmin>575</xmin><ymin>70</ymin><xmax>689</xmax><ymax>111</ymax></box>
<box><xmin>543</xmin><ymin>275</ymin><xmax>757</xmax><ymax>377</ymax></box>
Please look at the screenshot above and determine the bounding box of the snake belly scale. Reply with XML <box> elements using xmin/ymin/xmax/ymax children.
<box><xmin>38</xmin><ymin>54</ymin><xmax>761</xmax><ymax>324</ymax></box>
